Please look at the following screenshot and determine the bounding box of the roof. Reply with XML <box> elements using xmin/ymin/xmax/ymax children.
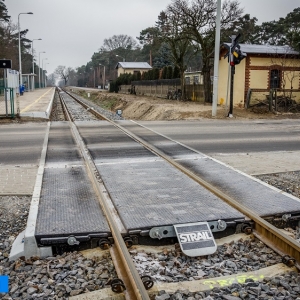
<box><xmin>222</xmin><ymin>43</ymin><xmax>299</xmax><ymax>55</ymax></box>
<box><xmin>115</xmin><ymin>62</ymin><xmax>152</xmax><ymax>69</ymax></box>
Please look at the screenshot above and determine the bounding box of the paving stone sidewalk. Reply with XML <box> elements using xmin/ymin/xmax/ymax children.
<box><xmin>0</xmin><ymin>166</ymin><xmax>38</xmax><ymax>195</ymax></box>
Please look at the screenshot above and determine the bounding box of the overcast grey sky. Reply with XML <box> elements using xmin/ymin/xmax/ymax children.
<box><xmin>6</xmin><ymin>0</ymin><xmax>300</xmax><ymax>75</ymax></box>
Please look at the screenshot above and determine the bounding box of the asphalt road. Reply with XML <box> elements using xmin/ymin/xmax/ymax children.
<box><xmin>1</xmin><ymin>119</ymin><xmax>300</xmax><ymax>195</ymax></box>
<box><xmin>137</xmin><ymin>119</ymin><xmax>300</xmax><ymax>154</ymax></box>
<box><xmin>136</xmin><ymin>119</ymin><xmax>300</xmax><ymax>175</ymax></box>
<box><xmin>0</xmin><ymin>123</ymin><xmax>47</xmax><ymax>165</ymax></box>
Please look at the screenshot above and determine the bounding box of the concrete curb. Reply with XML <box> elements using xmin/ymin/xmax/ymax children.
<box><xmin>10</xmin><ymin>122</ymin><xmax>52</xmax><ymax>260</ymax></box>
<box><xmin>45</xmin><ymin>87</ymin><xmax>56</xmax><ymax>119</ymax></box>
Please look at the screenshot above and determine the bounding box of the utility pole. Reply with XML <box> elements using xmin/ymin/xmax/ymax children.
<box><xmin>212</xmin><ymin>0</ymin><xmax>221</xmax><ymax>117</ymax></box>
<box><xmin>94</xmin><ymin>69</ymin><xmax>95</xmax><ymax>88</ymax></box>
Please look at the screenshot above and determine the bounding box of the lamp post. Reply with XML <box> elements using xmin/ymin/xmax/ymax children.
<box><xmin>31</xmin><ymin>38</ymin><xmax>42</xmax><ymax>90</ymax></box>
<box><xmin>42</xmin><ymin>58</ymin><xmax>48</xmax><ymax>88</ymax></box>
<box><xmin>18</xmin><ymin>12</ymin><xmax>33</xmax><ymax>85</ymax></box>
<box><xmin>44</xmin><ymin>62</ymin><xmax>49</xmax><ymax>87</ymax></box>
<box><xmin>38</xmin><ymin>51</ymin><xmax>45</xmax><ymax>88</ymax></box>
<box><xmin>99</xmin><ymin>64</ymin><xmax>106</xmax><ymax>90</ymax></box>
<box><xmin>116</xmin><ymin>54</ymin><xmax>125</xmax><ymax>62</ymax></box>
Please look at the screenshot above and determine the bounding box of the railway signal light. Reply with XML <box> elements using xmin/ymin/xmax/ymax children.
<box><xmin>232</xmin><ymin>47</ymin><xmax>247</xmax><ymax>66</ymax></box>
<box><xmin>222</xmin><ymin>33</ymin><xmax>247</xmax><ymax>117</ymax></box>
<box><xmin>223</xmin><ymin>38</ymin><xmax>247</xmax><ymax>66</ymax></box>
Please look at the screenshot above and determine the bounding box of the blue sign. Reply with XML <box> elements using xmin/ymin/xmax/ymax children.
<box><xmin>0</xmin><ymin>276</ymin><xmax>9</xmax><ymax>293</ymax></box>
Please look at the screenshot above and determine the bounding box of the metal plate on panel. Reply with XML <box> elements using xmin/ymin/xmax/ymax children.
<box><xmin>149</xmin><ymin>220</ymin><xmax>227</xmax><ymax>239</ymax></box>
<box><xmin>174</xmin><ymin>222</ymin><xmax>217</xmax><ymax>257</ymax></box>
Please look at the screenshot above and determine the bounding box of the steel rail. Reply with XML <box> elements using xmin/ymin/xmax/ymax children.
<box><xmin>57</xmin><ymin>89</ymin><xmax>150</xmax><ymax>300</ymax></box>
<box><xmin>63</xmin><ymin>88</ymin><xmax>300</xmax><ymax>267</ymax></box>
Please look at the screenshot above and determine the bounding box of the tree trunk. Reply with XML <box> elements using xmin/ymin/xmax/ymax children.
<box><xmin>202</xmin><ymin>63</ymin><xmax>212</xmax><ymax>103</ymax></box>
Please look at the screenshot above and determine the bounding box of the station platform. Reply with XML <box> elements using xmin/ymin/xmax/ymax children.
<box><xmin>18</xmin><ymin>87</ymin><xmax>55</xmax><ymax>119</ymax></box>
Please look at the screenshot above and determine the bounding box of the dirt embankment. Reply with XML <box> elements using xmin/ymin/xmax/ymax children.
<box><xmin>71</xmin><ymin>88</ymin><xmax>300</xmax><ymax>121</ymax></box>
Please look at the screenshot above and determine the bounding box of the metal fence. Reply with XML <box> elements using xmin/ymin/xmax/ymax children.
<box><xmin>132</xmin><ymin>79</ymin><xmax>181</xmax><ymax>86</ymax></box>
<box><xmin>119</xmin><ymin>79</ymin><xmax>205</xmax><ymax>102</ymax></box>
<box><xmin>0</xmin><ymin>88</ymin><xmax>15</xmax><ymax>118</ymax></box>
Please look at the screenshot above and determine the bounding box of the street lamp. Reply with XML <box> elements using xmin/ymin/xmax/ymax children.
<box><xmin>44</xmin><ymin>62</ymin><xmax>49</xmax><ymax>87</ymax></box>
<box><xmin>116</xmin><ymin>54</ymin><xmax>125</xmax><ymax>62</ymax></box>
<box><xmin>42</xmin><ymin>58</ymin><xmax>48</xmax><ymax>88</ymax></box>
<box><xmin>18</xmin><ymin>12</ymin><xmax>33</xmax><ymax>85</ymax></box>
<box><xmin>31</xmin><ymin>38</ymin><xmax>42</xmax><ymax>90</ymax></box>
<box><xmin>99</xmin><ymin>64</ymin><xmax>106</xmax><ymax>90</ymax></box>
<box><xmin>38</xmin><ymin>51</ymin><xmax>45</xmax><ymax>88</ymax></box>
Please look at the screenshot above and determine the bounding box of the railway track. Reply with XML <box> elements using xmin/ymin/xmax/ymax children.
<box><xmin>54</xmin><ymin>88</ymin><xmax>300</xmax><ymax>298</ymax></box>
<box><xmin>4</xmin><ymin>88</ymin><xmax>299</xmax><ymax>299</ymax></box>
<box><xmin>58</xmin><ymin>89</ymin><xmax>151</xmax><ymax>300</ymax></box>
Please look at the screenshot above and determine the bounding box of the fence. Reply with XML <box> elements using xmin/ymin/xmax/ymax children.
<box><xmin>245</xmin><ymin>88</ymin><xmax>300</xmax><ymax>113</ymax></box>
<box><xmin>0</xmin><ymin>69</ymin><xmax>19</xmax><ymax>117</ymax></box>
<box><xmin>118</xmin><ymin>79</ymin><xmax>205</xmax><ymax>102</ymax></box>
<box><xmin>0</xmin><ymin>88</ymin><xmax>15</xmax><ymax>118</ymax></box>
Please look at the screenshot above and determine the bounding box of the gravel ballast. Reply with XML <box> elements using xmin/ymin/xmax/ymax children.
<box><xmin>1</xmin><ymin>192</ymin><xmax>299</xmax><ymax>299</ymax></box>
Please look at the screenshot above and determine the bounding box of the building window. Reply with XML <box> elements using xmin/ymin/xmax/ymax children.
<box><xmin>193</xmin><ymin>76</ymin><xmax>199</xmax><ymax>84</ymax></box>
<box><xmin>185</xmin><ymin>77</ymin><xmax>190</xmax><ymax>84</ymax></box>
<box><xmin>270</xmin><ymin>69</ymin><xmax>280</xmax><ymax>89</ymax></box>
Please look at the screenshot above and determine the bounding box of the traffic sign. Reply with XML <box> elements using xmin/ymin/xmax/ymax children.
<box><xmin>0</xmin><ymin>60</ymin><xmax>12</xmax><ymax>69</ymax></box>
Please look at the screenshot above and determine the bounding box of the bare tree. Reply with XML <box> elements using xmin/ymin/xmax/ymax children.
<box><xmin>157</xmin><ymin>10</ymin><xmax>194</xmax><ymax>98</ymax></box>
<box><xmin>54</xmin><ymin>65</ymin><xmax>73</xmax><ymax>85</ymax></box>
<box><xmin>47</xmin><ymin>73</ymin><xmax>55</xmax><ymax>86</ymax></box>
<box><xmin>167</xmin><ymin>0</ymin><xmax>243</xmax><ymax>103</ymax></box>
<box><xmin>102</xmin><ymin>34</ymin><xmax>138</xmax><ymax>51</ymax></box>
<box><xmin>101</xmin><ymin>34</ymin><xmax>139</xmax><ymax>61</ymax></box>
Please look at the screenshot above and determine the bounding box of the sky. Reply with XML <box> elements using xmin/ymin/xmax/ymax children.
<box><xmin>6</xmin><ymin>0</ymin><xmax>300</xmax><ymax>75</ymax></box>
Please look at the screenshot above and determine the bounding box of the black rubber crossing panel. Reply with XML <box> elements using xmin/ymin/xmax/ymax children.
<box><xmin>35</xmin><ymin>122</ymin><xmax>110</xmax><ymax>242</ymax></box>
<box><xmin>45</xmin><ymin>122</ymin><xmax>82</xmax><ymax>164</ymax></box>
<box><xmin>35</xmin><ymin>167</ymin><xmax>110</xmax><ymax>240</ymax></box>
<box><xmin>77</xmin><ymin>122</ymin><xmax>244</xmax><ymax>231</ymax></box>
<box><xmin>119</xmin><ymin>121</ymin><xmax>300</xmax><ymax>217</ymax></box>
<box><xmin>77</xmin><ymin>121</ymin><xmax>155</xmax><ymax>161</ymax></box>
